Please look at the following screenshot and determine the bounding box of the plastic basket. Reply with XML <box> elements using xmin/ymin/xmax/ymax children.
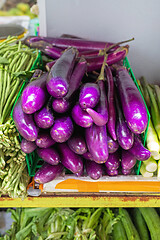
<box><xmin>11</xmin><ymin>54</ymin><xmax>150</xmax><ymax>177</ymax></box>
<box><xmin>123</xmin><ymin>57</ymin><xmax>150</xmax><ymax>175</ymax></box>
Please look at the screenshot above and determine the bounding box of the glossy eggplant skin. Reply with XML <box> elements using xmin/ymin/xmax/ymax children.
<box><xmin>71</xmin><ymin>103</ymin><xmax>93</xmax><ymax>128</ymax></box>
<box><xmin>128</xmin><ymin>135</ymin><xmax>151</xmax><ymax>161</ymax></box>
<box><xmin>107</xmin><ymin>135</ymin><xmax>119</xmax><ymax>154</ymax></box>
<box><xmin>67</xmin><ymin>132</ymin><xmax>87</xmax><ymax>155</ymax></box>
<box><xmin>106</xmin><ymin>66</ymin><xmax>117</xmax><ymax>141</ymax></box>
<box><xmin>50</xmin><ymin>116</ymin><xmax>73</xmax><ymax>143</ymax></box>
<box><xmin>34</xmin><ymin>106</ymin><xmax>54</xmax><ymax>129</ymax></box>
<box><xmin>37</xmin><ymin>147</ymin><xmax>60</xmax><ymax>165</ymax></box>
<box><xmin>105</xmin><ymin>168</ymin><xmax>119</xmax><ymax>176</ymax></box>
<box><xmin>105</xmin><ymin>151</ymin><xmax>120</xmax><ymax>170</ymax></box>
<box><xmin>121</xmin><ymin>168</ymin><xmax>132</xmax><ymax>175</ymax></box>
<box><xmin>20</xmin><ymin>138</ymin><xmax>37</xmax><ymax>154</ymax></box>
<box><xmin>13</xmin><ymin>98</ymin><xmax>38</xmax><ymax>141</ymax></box>
<box><xmin>121</xmin><ymin>150</ymin><xmax>137</xmax><ymax>170</ymax></box>
<box><xmin>79</xmin><ymin>83</ymin><xmax>100</xmax><ymax>109</ymax></box>
<box><xmin>46</xmin><ymin>48</ymin><xmax>77</xmax><ymax>98</ymax></box>
<box><xmin>86</xmin><ymin>80</ymin><xmax>108</xmax><ymax>126</ymax></box>
<box><xmin>21</xmin><ymin>73</ymin><xmax>48</xmax><ymax>114</ymax></box>
<box><xmin>36</xmin><ymin>131</ymin><xmax>55</xmax><ymax>148</ymax></box>
<box><xmin>58</xmin><ymin>143</ymin><xmax>83</xmax><ymax>174</ymax></box>
<box><xmin>115</xmin><ymin>94</ymin><xmax>134</xmax><ymax>150</ymax></box>
<box><xmin>34</xmin><ymin>163</ymin><xmax>64</xmax><ymax>184</ymax></box>
<box><xmin>85</xmin><ymin>160</ymin><xmax>103</xmax><ymax>180</ymax></box>
<box><xmin>85</xmin><ymin>124</ymin><xmax>108</xmax><ymax>163</ymax></box>
<box><xmin>52</xmin><ymin>57</ymin><xmax>87</xmax><ymax>113</ymax></box>
<box><xmin>82</xmin><ymin>151</ymin><xmax>95</xmax><ymax>161</ymax></box>
<box><xmin>115</xmin><ymin>66</ymin><xmax>148</xmax><ymax>134</ymax></box>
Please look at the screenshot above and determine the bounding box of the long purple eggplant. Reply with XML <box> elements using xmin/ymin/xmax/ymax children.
<box><xmin>34</xmin><ymin>163</ymin><xmax>64</xmax><ymax>184</ymax></box>
<box><xmin>52</xmin><ymin>57</ymin><xmax>87</xmax><ymax>113</ymax></box>
<box><xmin>86</xmin><ymin>80</ymin><xmax>108</xmax><ymax>126</ymax></box>
<box><xmin>46</xmin><ymin>47</ymin><xmax>77</xmax><ymax>98</ymax></box>
<box><xmin>34</xmin><ymin>100</ymin><xmax>54</xmax><ymax>129</ymax></box>
<box><xmin>86</xmin><ymin>46</ymin><xmax>128</xmax><ymax>72</ymax></box>
<box><xmin>107</xmin><ymin>135</ymin><xmax>119</xmax><ymax>154</ymax></box>
<box><xmin>71</xmin><ymin>103</ymin><xmax>93</xmax><ymax>128</ymax></box>
<box><xmin>50</xmin><ymin>116</ymin><xmax>73</xmax><ymax>143</ymax></box>
<box><xmin>79</xmin><ymin>83</ymin><xmax>100</xmax><ymax>109</ymax></box>
<box><xmin>105</xmin><ymin>151</ymin><xmax>120</xmax><ymax>170</ymax></box>
<box><xmin>115</xmin><ymin>94</ymin><xmax>134</xmax><ymax>150</ymax></box>
<box><xmin>37</xmin><ymin>147</ymin><xmax>60</xmax><ymax>165</ymax></box>
<box><xmin>106</xmin><ymin>66</ymin><xmax>117</xmax><ymax>141</ymax></box>
<box><xmin>20</xmin><ymin>138</ymin><xmax>37</xmax><ymax>154</ymax></box>
<box><xmin>21</xmin><ymin>73</ymin><xmax>48</xmax><ymax>114</ymax></box>
<box><xmin>105</xmin><ymin>168</ymin><xmax>118</xmax><ymax>176</ymax></box>
<box><xmin>85</xmin><ymin>124</ymin><xmax>108</xmax><ymax>163</ymax></box>
<box><xmin>121</xmin><ymin>150</ymin><xmax>137</xmax><ymax>170</ymax></box>
<box><xmin>85</xmin><ymin>160</ymin><xmax>103</xmax><ymax>180</ymax></box>
<box><xmin>36</xmin><ymin>131</ymin><xmax>55</xmax><ymax>148</ymax></box>
<box><xmin>67</xmin><ymin>131</ymin><xmax>87</xmax><ymax>155</ymax></box>
<box><xmin>13</xmin><ymin>98</ymin><xmax>38</xmax><ymax>141</ymax></box>
<box><xmin>121</xmin><ymin>168</ymin><xmax>132</xmax><ymax>175</ymax></box>
<box><xmin>25</xmin><ymin>36</ymin><xmax>119</xmax><ymax>52</ymax></box>
<box><xmin>82</xmin><ymin>151</ymin><xmax>95</xmax><ymax>161</ymax></box>
<box><xmin>128</xmin><ymin>135</ymin><xmax>151</xmax><ymax>161</ymax></box>
<box><xmin>58</xmin><ymin>143</ymin><xmax>83</xmax><ymax>174</ymax></box>
<box><xmin>115</xmin><ymin>66</ymin><xmax>148</xmax><ymax>134</ymax></box>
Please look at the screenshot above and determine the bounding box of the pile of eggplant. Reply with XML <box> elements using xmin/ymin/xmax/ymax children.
<box><xmin>13</xmin><ymin>36</ymin><xmax>151</xmax><ymax>184</ymax></box>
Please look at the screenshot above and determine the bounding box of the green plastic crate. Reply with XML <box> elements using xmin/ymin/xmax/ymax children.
<box><xmin>123</xmin><ymin>57</ymin><xmax>150</xmax><ymax>175</ymax></box>
<box><xmin>11</xmin><ymin>54</ymin><xmax>150</xmax><ymax>177</ymax></box>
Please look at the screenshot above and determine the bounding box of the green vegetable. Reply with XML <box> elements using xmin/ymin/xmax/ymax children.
<box><xmin>119</xmin><ymin>208</ymin><xmax>141</xmax><ymax>240</ymax></box>
<box><xmin>140</xmin><ymin>163</ymin><xmax>154</xmax><ymax>178</ymax></box>
<box><xmin>147</xmin><ymin>85</ymin><xmax>160</xmax><ymax>141</ymax></box>
<box><xmin>143</xmin><ymin>157</ymin><xmax>157</xmax><ymax>173</ymax></box>
<box><xmin>130</xmin><ymin>208</ymin><xmax>150</xmax><ymax>240</ymax></box>
<box><xmin>139</xmin><ymin>207</ymin><xmax>160</xmax><ymax>240</ymax></box>
<box><xmin>154</xmin><ymin>85</ymin><xmax>160</xmax><ymax>113</ymax></box>
<box><xmin>113</xmin><ymin>218</ymin><xmax>127</xmax><ymax>240</ymax></box>
<box><xmin>146</xmin><ymin>119</ymin><xmax>160</xmax><ymax>160</ymax></box>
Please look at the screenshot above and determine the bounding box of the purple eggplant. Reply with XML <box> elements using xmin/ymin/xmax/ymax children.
<box><xmin>107</xmin><ymin>135</ymin><xmax>119</xmax><ymax>154</ymax></box>
<box><xmin>58</xmin><ymin>143</ymin><xmax>83</xmax><ymax>174</ymax></box>
<box><xmin>79</xmin><ymin>83</ymin><xmax>100</xmax><ymax>109</ymax></box>
<box><xmin>75</xmin><ymin>166</ymin><xmax>84</xmax><ymax>177</ymax></box>
<box><xmin>46</xmin><ymin>60</ymin><xmax>56</xmax><ymax>72</ymax></box>
<box><xmin>86</xmin><ymin>80</ymin><xmax>108</xmax><ymax>126</ymax></box>
<box><xmin>115</xmin><ymin>66</ymin><xmax>148</xmax><ymax>134</ymax></box>
<box><xmin>85</xmin><ymin>160</ymin><xmax>103</xmax><ymax>180</ymax></box>
<box><xmin>128</xmin><ymin>135</ymin><xmax>151</xmax><ymax>161</ymax></box>
<box><xmin>21</xmin><ymin>73</ymin><xmax>48</xmax><ymax>114</ymax></box>
<box><xmin>44</xmin><ymin>45</ymin><xmax>62</xmax><ymax>59</ymax></box>
<box><xmin>105</xmin><ymin>168</ymin><xmax>119</xmax><ymax>176</ymax></box>
<box><xmin>36</xmin><ymin>131</ymin><xmax>55</xmax><ymax>148</ymax></box>
<box><xmin>52</xmin><ymin>57</ymin><xmax>87</xmax><ymax>113</ymax></box>
<box><xmin>25</xmin><ymin>36</ymin><xmax>118</xmax><ymax>52</ymax></box>
<box><xmin>106</xmin><ymin>66</ymin><xmax>117</xmax><ymax>141</ymax></box>
<box><xmin>115</xmin><ymin>94</ymin><xmax>134</xmax><ymax>150</ymax></box>
<box><xmin>105</xmin><ymin>151</ymin><xmax>120</xmax><ymax>170</ymax></box>
<box><xmin>34</xmin><ymin>104</ymin><xmax>54</xmax><ymax>129</ymax></box>
<box><xmin>82</xmin><ymin>151</ymin><xmax>95</xmax><ymax>161</ymax></box>
<box><xmin>71</xmin><ymin>103</ymin><xmax>93</xmax><ymax>128</ymax></box>
<box><xmin>67</xmin><ymin>131</ymin><xmax>87</xmax><ymax>155</ymax></box>
<box><xmin>121</xmin><ymin>150</ymin><xmax>137</xmax><ymax>170</ymax></box>
<box><xmin>85</xmin><ymin>124</ymin><xmax>108</xmax><ymax>163</ymax></box>
<box><xmin>52</xmin><ymin>98</ymin><xmax>70</xmax><ymax>113</ymax></box>
<box><xmin>34</xmin><ymin>162</ymin><xmax>64</xmax><ymax>184</ymax></box>
<box><xmin>121</xmin><ymin>168</ymin><xmax>132</xmax><ymax>175</ymax></box>
<box><xmin>37</xmin><ymin>147</ymin><xmax>60</xmax><ymax>165</ymax></box>
<box><xmin>13</xmin><ymin>98</ymin><xmax>38</xmax><ymax>141</ymax></box>
<box><xmin>46</xmin><ymin>47</ymin><xmax>77</xmax><ymax>98</ymax></box>
<box><xmin>86</xmin><ymin>46</ymin><xmax>128</xmax><ymax>72</ymax></box>
<box><xmin>20</xmin><ymin>138</ymin><xmax>37</xmax><ymax>154</ymax></box>
<box><xmin>50</xmin><ymin>116</ymin><xmax>73</xmax><ymax>143</ymax></box>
